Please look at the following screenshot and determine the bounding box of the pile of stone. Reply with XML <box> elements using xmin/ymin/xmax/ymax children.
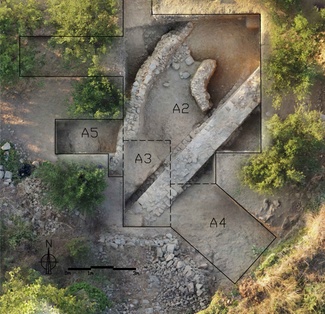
<box><xmin>99</xmin><ymin>233</ymin><xmax>211</xmax><ymax>313</ymax></box>
<box><xmin>15</xmin><ymin>177</ymin><xmax>64</xmax><ymax>235</ymax></box>
<box><xmin>0</xmin><ymin>142</ymin><xmax>13</xmax><ymax>186</ymax></box>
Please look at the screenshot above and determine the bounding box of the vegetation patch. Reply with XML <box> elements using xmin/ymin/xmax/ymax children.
<box><xmin>34</xmin><ymin>161</ymin><xmax>107</xmax><ymax>215</ymax></box>
<box><xmin>241</xmin><ymin>107</ymin><xmax>325</xmax><ymax>194</ymax></box>
<box><xmin>199</xmin><ymin>205</ymin><xmax>325</xmax><ymax>314</ymax></box>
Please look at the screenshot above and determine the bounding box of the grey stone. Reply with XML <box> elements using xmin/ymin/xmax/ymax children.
<box><xmin>167</xmin><ymin>243</ymin><xmax>176</xmax><ymax>254</ymax></box>
<box><xmin>166</xmin><ymin>233</ymin><xmax>173</xmax><ymax>239</ymax></box>
<box><xmin>110</xmin><ymin>242</ymin><xmax>118</xmax><ymax>249</ymax></box>
<box><xmin>0</xmin><ymin>171</ymin><xmax>4</xmax><ymax>179</ymax></box>
<box><xmin>4</xmin><ymin>171</ymin><xmax>12</xmax><ymax>180</ymax></box>
<box><xmin>177</xmin><ymin>261</ymin><xmax>185</xmax><ymax>269</ymax></box>
<box><xmin>181</xmin><ymin>71</ymin><xmax>191</xmax><ymax>79</ymax></box>
<box><xmin>165</xmin><ymin>254</ymin><xmax>174</xmax><ymax>262</ymax></box>
<box><xmin>185</xmin><ymin>56</ymin><xmax>195</xmax><ymax>66</ymax></box>
<box><xmin>198</xmin><ymin>263</ymin><xmax>208</xmax><ymax>269</ymax></box>
<box><xmin>1</xmin><ymin>142</ymin><xmax>11</xmax><ymax>151</ymax></box>
<box><xmin>156</xmin><ymin>247</ymin><xmax>163</xmax><ymax>258</ymax></box>
<box><xmin>0</xmin><ymin>165</ymin><xmax>3</xmax><ymax>170</ymax></box>
<box><xmin>32</xmin><ymin>161</ymin><xmax>40</xmax><ymax>168</ymax></box>
<box><xmin>163</xmin><ymin>82</ymin><xmax>170</xmax><ymax>87</ymax></box>
<box><xmin>187</xmin><ymin>282</ymin><xmax>195</xmax><ymax>293</ymax></box>
<box><xmin>172</xmin><ymin>62</ymin><xmax>180</xmax><ymax>70</ymax></box>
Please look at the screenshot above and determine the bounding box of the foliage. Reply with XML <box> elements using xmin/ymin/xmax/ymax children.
<box><xmin>67</xmin><ymin>238</ymin><xmax>90</xmax><ymax>260</ymax></box>
<box><xmin>241</xmin><ymin>107</ymin><xmax>325</xmax><ymax>194</ymax></box>
<box><xmin>5</xmin><ymin>216</ymin><xmax>36</xmax><ymax>249</ymax></box>
<box><xmin>0</xmin><ymin>0</ymin><xmax>43</xmax><ymax>88</ymax></box>
<box><xmin>46</xmin><ymin>0</ymin><xmax>120</xmax><ymax>63</ymax></box>
<box><xmin>262</xmin><ymin>0</ymin><xmax>301</xmax><ymax>14</ymax></box>
<box><xmin>66</xmin><ymin>282</ymin><xmax>112</xmax><ymax>312</ymax></box>
<box><xmin>0</xmin><ymin>141</ymin><xmax>21</xmax><ymax>181</ymax></box>
<box><xmin>266</xmin><ymin>15</ymin><xmax>320</xmax><ymax>108</ymax></box>
<box><xmin>69</xmin><ymin>73</ymin><xmax>123</xmax><ymax>119</ymax></box>
<box><xmin>199</xmin><ymin>206</ymin><xmax>325</xmax><ymax>314</ymax></box>
<box><xmin>0</xmin><ymin>267</ymin><xmax>100</xmax><ymax>314</ymax></box>
<box><xmin>34</xmin><ymin>161</ymin><xmax>107</xmax><ymax>214</ymax></box>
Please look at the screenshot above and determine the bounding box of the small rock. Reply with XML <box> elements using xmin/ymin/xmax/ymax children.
<box><xmin>172</xmin><ymin>62</ymin><xmax>180</xmax><ymax>70</ymax></box>
<box><xmin>110</xmin><ymin>242</ymin><xmax>118</xmax><ymax>249</ymax></box>
<box><xmin>32</xmin><ymin>161</ymin><xmax>40</xmax><ymax>168</ymax></box>
<box><xmin>142</xmin><ymin>299</ymin><xmax>150</xmax><ymax>305</ymax></box>
<box><xmin>166</xmin><ymin>233</ymin><xmax>173</xmax><ymax>239</ymax></box>
<box><xmin>198</xmin><ymin>263</ymin><xmax>208</xmax><ymax>269</ymax></box>
<box><xmin>321</xmin><ymin>114</ymin><xmax>325</xmax><ymax>122</ymax></box>
<box><xmin>163</xmin><ymin>82</ymin><xmax>170</xmax><ymax>88</ymax></box>
<box><xmin>166</xmin><ymin>243</ymin><xmax>176</xmax><ymax>254</ymax></box>
<box><xmin>165</xmin><ymin>254</ymin><xmax>174</xmax><ymax>262</ymax></box>
<box><xmin>181</xmin><ymin>71</ymin><xmax>191</xmax><ymax>79</ymax></box>
<box><xmin>177</xmin><ymin>261</ymin><xmax>185</xmax><ymax>269</ymax></box>
<box><xmin>273</xmin><ymin>200</ymin><xmax>281</xmax><ymax>208</ymax></box>
<box><xmin>4</xmin><ymin>171</ymin><xmax>12</xmax><ymax>180</ymax></box>
<box><xmin>1</xmin><ymin>142</ymin><xmax>11</xmax><ymax>151</ymax></box>
<box><xmin>0</xmin><ymin>171</ymin><xmax>4</xmax><ymax>179</ymax></box>
<box><xmin>185</xmin><ymin>56</ymin><xmax>195</xmax><ymax>66</ymax></box>
<box><xmin>156</xmin><ymin>247</ymin><xmax>163</xmax><ymax>258</ymax></box>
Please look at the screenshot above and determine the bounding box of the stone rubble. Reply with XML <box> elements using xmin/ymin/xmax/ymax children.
<box><xmin>99</xmin><ymin>233</ymin><xmax>211</xmax><ymax>313</ymax></box>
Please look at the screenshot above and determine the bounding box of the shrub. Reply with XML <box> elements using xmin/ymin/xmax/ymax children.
<box><xmin>241</xmin><ymin>107</ymin><xmax>325</xmax><ymax>194</ymax></box>
<box><xmin>66</xmin><ymin>282</ymin><xmax>112</xmax><ymax>312</ymax></box>
<box><xmin>67</xmin><ymin>238</ymin><xmax>90</xmax><ymax>260</ymax></box>
<box><xmin>0</xmin><ymin>0</ymin><xmax>43</xmax><ymax>88</ymax></box>
<box><xmin>34</xmin><ymin>161</ymin><xmax>107</xmax><ymax>214</ymax></box>
<box><xmin>266</xmin><ymin>15</ymin><xmax>320</xmax><ymax>108</ymax></box>
<box><xmin>69</xmin><ymin>75</ymin><xmax>123</xmax><ymax>119</ymax></box>
<box><xmin>46</xmin><ymin>0</ymin><xmax>120</xmax><ymax>63</ymax></box>
<box><xmin>0</xmin><ymin>268</ymin><xmax>97</xmax><ymax>314</ymax></box>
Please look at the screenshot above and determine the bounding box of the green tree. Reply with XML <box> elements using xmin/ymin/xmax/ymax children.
<box><xmin>69</xmin><ymin>74</ymin><xmax>123</xmax><ymax>119</ymax></box>
<box><xmin>46</xmin><ymin>0</ymin><xmax>121</xmax><ymax>63</ymax></box>
<box><xmin>34</xmin><ymin>161</ymin><xmax>107</xmax><ymax>214</ymax></box>
<box><xmin>241</xmin><ymin>107</ymin><xmax>325</xmax><ymax>194</ymax></box>
<box><xmin>0</xmin><ymin>268</ymin><xmax>102</xmax><ymax>314</ymax></box>
<box><xmin>0</xmin><ymin>0</ymin><xmax>43</xmax><ymax>88</ymax></box>
<box><xmin>266</xmin><ymin>15</ymin><xmax>319</xmax><ymax>108</ymax></box>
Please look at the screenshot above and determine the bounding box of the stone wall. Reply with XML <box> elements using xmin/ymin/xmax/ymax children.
<box><xmin>110</xmin><ymin>23</ymin><xmax>194</xmax><ymax>173</ymax></box>
<box><xmin>190</xmin><ymin>59</ymin><xmax>217</xmax><ymax>112</ymax></box>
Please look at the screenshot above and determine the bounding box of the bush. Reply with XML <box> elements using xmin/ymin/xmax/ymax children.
<box><xmin>241</xmin><ymin>107</ymin><xmax>325</xmax><ymax>194</ymax></box>
<box><xmin>69</xmin><ymin>74</ymin><xmax>123</xmax><ymax>119</ymax></box>
<box><xmin>46</xmin><ymin>0</ymin><xmax>120</xmax><ymax>63</ymax></box>
<box><xmin>67</xmin><ymin>238</ymin><xmax>90</xmax><ymax>260</ymax></box>
<box><xmin>266</xmin><ymin>15</ymin><xmax>320</xmax><ymax>108</ymax></box>
<box><xmin>0</xmin><ymin>268</ymin><xmax>98</xmax><ymax>314</ymax></box>
<box><xmin>66</xmin><ymin>282</ymin><xmax>112</xmax><ymax>312</ymax></box>
<box><xmin>0</xmin><ymin>0</ymin><xmax>43</xmax><ymax>88</ymax></box>
<box><xmin>34</xmin><ymin>161</ymin><xmax>107</xmax><ymax>214</ymax></box>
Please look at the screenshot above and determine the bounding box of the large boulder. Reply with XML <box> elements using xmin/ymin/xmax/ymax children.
<box><xmin>190</xmin><ymin>59</ymin><xmax>217</xmax><ymax>112</ymax></box>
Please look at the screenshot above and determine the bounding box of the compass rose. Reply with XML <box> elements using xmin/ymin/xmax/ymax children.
<box><xmin>40</xmin><ymin>247</ymin><xmax>57</xmax><ymax>275</ymax></box>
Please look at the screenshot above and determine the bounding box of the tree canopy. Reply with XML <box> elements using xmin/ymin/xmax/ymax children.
<box><xmin>0</xmin><ymin>268</ymin><xmax>104</xmax><ymax>314</ymax></box>
<box><xmin>34</xmin><ymin>161</ymin><xmax>107</xmax><ymax>214</ymax></box>
<box><xmin>241</xmin><ymin>107</ymin><xmax>325</xmax><ymax>193</ymax></box>
<box><xmin>0</xmin><ymin>0</ymin><xmax>43</xmax><ymax>87</ymax></box>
